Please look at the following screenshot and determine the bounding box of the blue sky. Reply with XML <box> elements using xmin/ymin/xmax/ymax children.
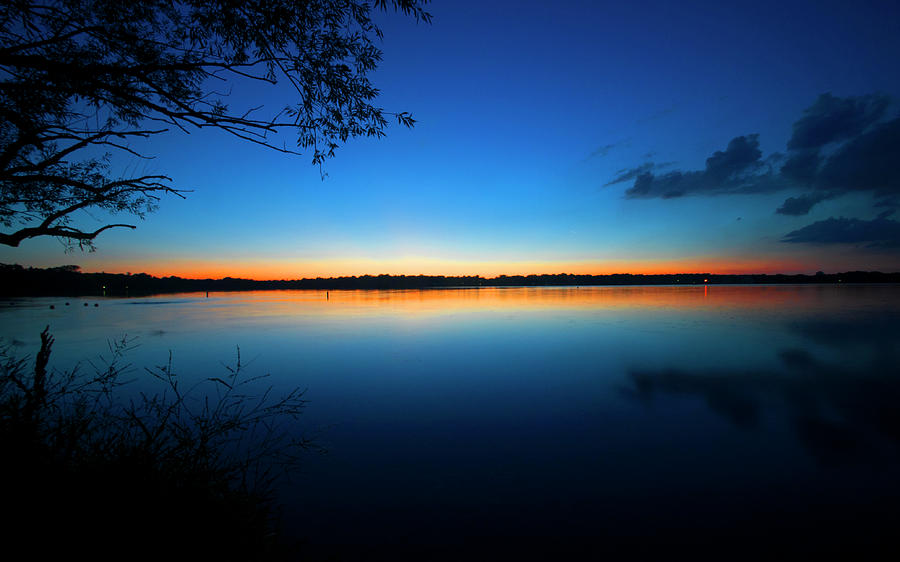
<box><xmin>4</xmin><ymin>0</ymin><xmax>900</xmax><ymax>277</ymax></box>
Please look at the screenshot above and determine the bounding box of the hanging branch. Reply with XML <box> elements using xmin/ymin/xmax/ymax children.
<box><xmin>0</xmin><ymin>0</ymin><xmax>431</xmax><ymax>248</ymax></box>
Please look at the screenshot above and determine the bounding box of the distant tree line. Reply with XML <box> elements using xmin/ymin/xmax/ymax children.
<box><xmin>2</xmin><ymin>263</ymin><xmax>898</xmax><ymax>297</ymax></box>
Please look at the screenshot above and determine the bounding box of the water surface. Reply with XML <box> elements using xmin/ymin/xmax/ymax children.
<box><xmin>3</xmin><ymin>285</ymin><xmax>899</xmax><ymax>558</ymax></box>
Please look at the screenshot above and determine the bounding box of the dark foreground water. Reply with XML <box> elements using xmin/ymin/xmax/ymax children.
<box><xmin>3</xmin><ymin>285</ymin><xmax>900</xmax><ymax>559</ymax></box>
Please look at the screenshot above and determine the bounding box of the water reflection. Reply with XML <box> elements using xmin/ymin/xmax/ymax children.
<box><xmin>628</xmin><ymin>311</ymin><xmax>900</xmax><ymax>466</ymax></box>
<box><xmin>2</xmin><ymin>284</ymin><xmax>900</xmax><ymax>558</ymax></box>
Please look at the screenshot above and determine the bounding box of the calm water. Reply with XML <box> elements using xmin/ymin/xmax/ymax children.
<box><xmin>3</xmin><ymin>285</ymin><xmax>900</xmax><ymax>559</ymax></box>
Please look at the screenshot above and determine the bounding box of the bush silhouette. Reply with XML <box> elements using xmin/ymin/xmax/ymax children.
<box><xmin>1</xmin><ymin>328</ymin><xmax>312</xmax><ymax>559</ymax></box>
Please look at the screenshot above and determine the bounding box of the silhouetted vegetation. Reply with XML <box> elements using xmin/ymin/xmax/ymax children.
<box><xmin>1</xmin><ymin>0</ymin><xmax>430</xmax><ymax>248</ymax></box>
<box><xmin>1</xmin><ymin>327</ymin><xmax>311</xmax><ymax>559</ymax></box>
<box><xmin>1</xmin><ymin>262</ymin><xmax>899</xmax><ymax>296</ymax></box>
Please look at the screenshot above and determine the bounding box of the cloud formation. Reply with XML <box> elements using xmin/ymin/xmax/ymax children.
<box><xmin>608</xmin><ymin>93</ymin><xmax>900</xmax><ymax>216</ymax></box>
<box><xmin>588</xmin><ymin>143</ymin><xmax>617</xmax><ymax>159</ymax></box>
<box><xmin>607</xmin><ymin>134</ymin><xmax>780</xmax><ymax>199</ymax></box>
<box><xmin>781</xmin><ymin>212</ymin><xmax>900</xmax><ymax>247</ymax></box>
<box><xmin>786</xmin><ymin>93</ymin><xmax>890</xmax><ymax>150</ymax></box>
<box><xmin>604</xmin><ymin>161</ymin><xmax>676</xmax><ymax>188</ymax></box>
<box><xmin>775</xmin><ymin>193</ymin><xmax>830</xmax><ymax>216</ymax></box>
<box><xmin>587</xmin><ymin>138</ymin><xmax>631</xmax><ymax>161</ymax></box>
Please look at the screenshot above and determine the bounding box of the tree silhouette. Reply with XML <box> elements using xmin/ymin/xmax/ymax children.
<box><xmin>0</xmin><ymin>0</ymin><xmax>430</xmax><ymax>249</ymax></box>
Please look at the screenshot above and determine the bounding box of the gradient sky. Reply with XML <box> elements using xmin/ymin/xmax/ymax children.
<box><xmin>4</xmin><ymin>0</ymin><xmax>900</xmax><ymax>278</ymax></box>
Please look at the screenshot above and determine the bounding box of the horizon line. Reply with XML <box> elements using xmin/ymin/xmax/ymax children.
<box><xmin>6</xmin><ymin>263</ymin><xmax>898</xmax><ymax>283</ymax></box>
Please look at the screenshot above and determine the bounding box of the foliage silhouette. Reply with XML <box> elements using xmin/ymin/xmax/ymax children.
<box><xmin>1</xmin><ymin>327</ymin><xmax>313</xmax><ymax>559</ymax></box>
<box><xmin>0</xmin><ymin>0</ymin><xmax>431</xmax><ymax>249</ymax></box>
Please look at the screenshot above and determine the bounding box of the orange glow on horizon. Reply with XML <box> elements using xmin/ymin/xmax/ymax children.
<box><xmin>80</xmin><ymin>255</ymin><xmax>814</xmax><ymax>280</ymax></box>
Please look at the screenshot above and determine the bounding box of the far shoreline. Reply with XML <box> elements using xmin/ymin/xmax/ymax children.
<box><xmin>2</xmin><ymin>263</ymin><xmax>899</xmax><ymax>298</ymax></box>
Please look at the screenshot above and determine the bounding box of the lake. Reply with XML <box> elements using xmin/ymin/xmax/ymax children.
<box><xmin>2</xmin><ymin>284</ymin><xmax>899</xmax><ymax>559</ymax></box>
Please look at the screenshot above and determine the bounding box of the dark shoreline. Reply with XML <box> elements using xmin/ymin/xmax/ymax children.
<box><xmin>3</xmin><ymin>263</ymin><xmax>899</xmax><ymax>297</ymax></box>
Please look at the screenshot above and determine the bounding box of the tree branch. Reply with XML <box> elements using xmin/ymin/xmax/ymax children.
<box><xmin>0</xmin><ymin>223</ymin><xmax>136</xmax><ymax>247</ymax></box>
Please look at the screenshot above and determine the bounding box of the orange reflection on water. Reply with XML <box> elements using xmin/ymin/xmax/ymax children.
<box><xmin>167</xmin><ymin>284</ymin><xmax>879</xmax><ymax>321</ymax></box>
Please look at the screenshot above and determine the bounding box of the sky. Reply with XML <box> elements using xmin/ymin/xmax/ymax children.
<box><xmin>4</xmin><ymin>0</ymin><xmax>900</xmax><ymax>278</ymax></box>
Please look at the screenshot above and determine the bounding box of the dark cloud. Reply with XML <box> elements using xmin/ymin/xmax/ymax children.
<box><xmin>626</xmin><ymin>169</ymin><xmax>711</xmax><ymax>199</ymax></box>
<box><xmin>607</xmin><ymin>93</ymin><xmax>900</xmax><ymax>216</ymax></box>
<box><xmin>781</xmin><ymin>212</ymin><xmax>900</xmax><ymax>247</ymax></box>
<box><xmin>604</xmin><ymin>163</ymin><xmax>655</xmax><ymax>187</ymax></box>
<box><xmin>705</xmin><ymin>134</ymin><xmax>763</xmax><ymax>182</ymax></box>
<box><xmin>787</xmin><ymin>93</ymin><xmax>890</xmax><ymax>150</ymax></box>
<box><xmin>586</xmin><ymin>139</ymin><xmax>633</xmax><ymax>163</ymax></box>
<box><xmin>604</xmin><ymin>161</ymin><xmax>675</xmax><ymax>187</ymax></box>
<box><xmin>776</xmin><ymin>193</ymin><xmax>831</xmax><ymax>216</ymax></box>
<box><xmin>817</xmin><ymin>117</ymin><xmax>900</xmax><ymax>194</ymax></box>
<box><xmin>779</xmin><ymin>150</ymin><xmax>821</xmax><ymax>185</ymax></box>
<box><xmin>588</xmin><ymin>143</ymin><xmax>617</xmax><ymax>159</ymax></box>
<box><xmin>616</xmin><ymin>134</ymin><xmax>780</xmax><ymax>199</ymax></box>
<box><xmin>875</xmin><ymin>196</ymin><xmax>900</xmax><ymax>208</ymax></box>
